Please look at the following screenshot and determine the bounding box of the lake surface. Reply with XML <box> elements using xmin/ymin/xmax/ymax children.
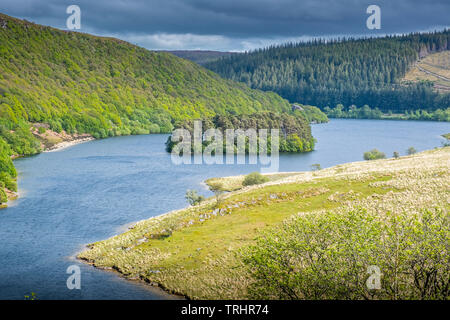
<box><xmin>0</xmin><ymin>119</ymin><xmax>448</xmax><ymax>299</ymax></box>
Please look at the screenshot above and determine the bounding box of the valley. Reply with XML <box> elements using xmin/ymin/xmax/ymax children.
<box><xmin>0</xmin><ymin>10</ymin><xmax>448</xmax><ymax>301</ymax></box>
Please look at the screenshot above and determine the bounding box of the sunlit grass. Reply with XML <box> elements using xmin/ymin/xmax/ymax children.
<box><xmin>79</xmin><ymin>147</ymin><xmax>450</xmax><ymax>299</ymax></box>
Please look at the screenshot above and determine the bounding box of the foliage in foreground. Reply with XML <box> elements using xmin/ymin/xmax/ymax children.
<box><xmin>241</xmin><ymin>208</ymin><xmax>449</xmax><ymax>300</ymax></box>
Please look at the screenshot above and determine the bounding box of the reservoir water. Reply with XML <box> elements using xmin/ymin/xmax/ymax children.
<box><xmin>0</xmin><ymin>119</ymin><xmax>448</xmax><ymax>299</ymax></box>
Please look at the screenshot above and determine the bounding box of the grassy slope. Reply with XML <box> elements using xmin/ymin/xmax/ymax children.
<box><xmin>79</xmin><ymin>147</ymin><xmax>450</xmax><ymax>299</ymax></box>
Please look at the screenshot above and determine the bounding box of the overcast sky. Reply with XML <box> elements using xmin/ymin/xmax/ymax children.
<box><xmin>1</xmin><ymin>0</ymin><xmax>449</xmax><ymax>51</ymax></box>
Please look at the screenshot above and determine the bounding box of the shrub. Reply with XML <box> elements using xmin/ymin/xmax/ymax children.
<box><xmin>242</xmin><ymin>172</ymin><xmax>269</xmax><ymax>186</ymax></box>
<box><xmin>185</xmin><ymin>190</ymin><xmax>205</xmax><ymax>206</ymax></box>
<box><xmin>241</xmin><ymin>208</ymin><xmax>449</xmax><ymax>300</ymax></box>
<box><xmin>407</xmin><ymin>147</ymin><xmax>417</xmax><ymax>155</ymax></box>
<box><xmin>208</xmin><ymin>182</ymin><xmax>225</xmax><ymax>207</ymax></box>
<box><xmin>363</xmin><ymin>149</ymin><xmax>386</xmax><ymax>160</ymax></box>
<box><xmin>393</xmin><ymin>151</ymin><xmax>400</xmax><ymax>159</ymax></box>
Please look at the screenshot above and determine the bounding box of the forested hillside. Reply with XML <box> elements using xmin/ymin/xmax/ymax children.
<box><xmin>0</xmin><ymin>13</ymin><xmax>292</xmax><ymax>204</ymax></box>
<box><xmin>206</xmin><ymin>31</ymin><xmax>450</xmax><ymax>112</ymax></box>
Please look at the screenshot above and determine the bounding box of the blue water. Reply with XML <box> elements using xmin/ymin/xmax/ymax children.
<box><xmin>0</xmin><ymin>119</ymin><xmax>448</xmax><ymax>299</ymax></box>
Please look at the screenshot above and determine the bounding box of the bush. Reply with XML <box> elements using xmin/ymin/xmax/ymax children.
<box><xmin>241</xmin><ymin>208</ymin><xmax>449</xmax><ymax>300</ymax></box>
<box><xmin>407</xmin><ymin>147</ymin><xmax>417</xmax><ymax>155</ymax></box>
<box><xmin>185</xmin><ymin>189</ymin><xmax>205</xmax><ymax>206</ymax></box>
<box><xmin>242</xmin><ymin>172</ymin><xmax>269</xmax><ymax>186</ymax></box>
<box><xmin>207</xmin><ymin>182</ymin><xmax>225</xmax><ymax>207</ymax></box>
<box><xmin>393</xmin><ymin>151</ymin><xmax>400</xmax><ymax>159</ymax></box>
<box><xmin>363</xmin><ymin>149</ymin><xmax>386</xmax><ymax>160</ymax></box>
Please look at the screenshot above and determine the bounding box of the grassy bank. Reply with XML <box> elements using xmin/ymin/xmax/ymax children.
<box><xmin>78</xmin><ymin>147</ymin><xmax>449</xmax><ymax>299</ymax></box>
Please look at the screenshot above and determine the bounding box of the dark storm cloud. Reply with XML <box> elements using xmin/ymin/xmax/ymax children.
<box><xmin>0</xmin><ymin>0</ymin><xmax>448</xmax><ymax>50</ymax></box>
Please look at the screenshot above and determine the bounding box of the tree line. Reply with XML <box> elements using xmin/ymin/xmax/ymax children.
<box><xmin>324</xmin><ymin>104</ymin><xmax>450</xmax><ymax>121</ymax></box>
<box><xmin>166</xmin><ymin>112</ymin><xmax>315</xmax><ymax>154</ymax></box>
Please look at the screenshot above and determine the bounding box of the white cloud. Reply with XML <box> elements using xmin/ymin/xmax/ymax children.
<box><xmin>118</xmin><ymin>33</ymin><xmax>233</xmax><ymax>51</ymax></box>
<box><xmin>102</xmin><ymin>32</ymin><xmax>326</xmax><ymax>52</ymax></box>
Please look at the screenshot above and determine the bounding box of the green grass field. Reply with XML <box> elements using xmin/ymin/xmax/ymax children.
<box><xmin>79</xmin><ymin>147</ymin><xmax>450</xmax><ymax>299</ymax></box>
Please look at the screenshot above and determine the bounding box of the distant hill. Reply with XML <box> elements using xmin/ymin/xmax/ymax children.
<box><xmin>164</xmin><ymin>50</ymin><xmax>238</xmax><ymax>65</ymax></box>
<box><xmin>0</xmin><ymin>13</ymin><xmax>293</xmax><ymax>204</ymax></box>
<box><xmin>206</xmin><ymin>31</ymin><xmax>450</xmax><ymax>113</ymax></box>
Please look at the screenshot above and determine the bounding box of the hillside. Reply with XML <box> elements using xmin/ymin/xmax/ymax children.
<box><xmin>0</xmin><ymin>13</ymin><xmax>293</xmax><ymax>206</ymax></box>
<box><xmin>206</xmin><ymin>31</ymin><xmax>450</xmax><ymax>113</ymax></box>
<box><xmin>79</xmin><ymin>147</ymin><xmax>450</xmax><ymax>299</ymax></box>
<box><xmin>403</xmin><ymin>50</ymin><xmax>450</xmax><ymax>92</ymax></box>
<box><xmin>163</xmin><ymin>50</ymin><xmax>238</xmax><ymax>65</ymax></box>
